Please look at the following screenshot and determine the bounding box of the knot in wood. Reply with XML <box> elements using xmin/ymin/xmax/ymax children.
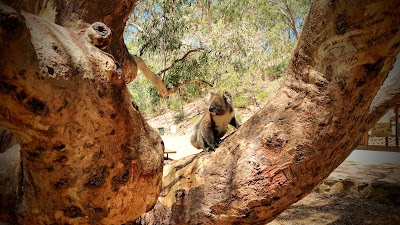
<box><xmin>85</xmin><ymin>22</ymin><xmax>111</xmax><ymax>50</ymax></box>
<box><xmin>263</xmin><ymin>132</ymin><xmax>286</xmax><ymax>149</ymax></box>
<box><xmin>0</xmin><ymin>5</ymin><xmax>21</xmax><ymax>32</ymax></box>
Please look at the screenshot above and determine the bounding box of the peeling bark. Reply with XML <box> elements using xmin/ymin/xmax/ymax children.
<box><xmin>136</xmin><ymin>0</ymin><xmax>400</xmax><ymax>224</ymax></box>
<box><xmin>0</xmin><ymin>5</ymin><xmax>163</xmax><ymax>224</ymax></box>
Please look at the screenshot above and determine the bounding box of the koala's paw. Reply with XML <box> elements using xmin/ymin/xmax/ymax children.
<box><xmin>205</xmin><ymin>146</ymin><xmax>215</xmax><ymax>152</ymax></box>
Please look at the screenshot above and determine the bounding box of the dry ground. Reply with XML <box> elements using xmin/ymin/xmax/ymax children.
<box><xmin>270</xmin><ymin>161</ymin><xmax>400</xmax><ymax>224</ymax></box>
<box><xmin>269</xmin><ymin>191</ymin><xmax>400</xmax><ymax>225</ymax></box>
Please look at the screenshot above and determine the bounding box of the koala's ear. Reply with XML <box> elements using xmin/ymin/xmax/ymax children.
<box><xmin>223</xmin><ymin>91</ymin><xmax>232</xmax><ymax>103</ymax></box>
<box><xmin>206</xmin><ymin>92</ymin><xmax>215</xmax><ymax>102</ymax></box>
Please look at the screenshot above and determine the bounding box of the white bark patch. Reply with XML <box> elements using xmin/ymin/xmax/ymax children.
<box><xmin>160</xmin><ymin>156</ymin><xmax>207</xmax><ymax>207</ymax></box>
<box><xmin>21</xmin><ymin>12</ymin><xmax>117</xmax><ymax>82</ymax></box>
<box><xmin>38</xmin><ymin>0</ymin><xmax>57</xmax><ymax>23</ymax></box>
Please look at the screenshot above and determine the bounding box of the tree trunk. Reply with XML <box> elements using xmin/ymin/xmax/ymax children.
<box><xmin>136</xmin><ymin>0</ymin><xmax>400</xmax><ymax>224</ymax></box>
<box><xmin>0</xmin><ymin>2</ymin><xmax>163</xmax><ymax>224</ymax></box>
<box><xmin>281</xmin><ymin>1</ymin><xmax>299</xmax><ymax>40</ymax></box>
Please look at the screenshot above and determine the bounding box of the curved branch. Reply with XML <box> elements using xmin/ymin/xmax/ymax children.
<box><xmin>133</xmin><ymin>55</ymin><xmax>212</xmax><ymax>97</ymax></box>
<box><xmin>3</xmin><ymin>0</ymin><xmax>141</xmax><ymax>83</ymax></box>
<box><xmin>367</xmin><ymin>53</ymin><xmax>400</xmax><ymax>125</ymax></box>
<box><xmin>156</xmin><ymin>48</ymin><xmax>206</xmax><ymax>77</ymax></box>
<box><xmin>164</xmin><ymin>79</ymin><xmax>213</xmax><ymax>95</ymax></box>
<box><xmin>133</xmin><ymin>55</ymin><xmax>170</xmax><ymax>96</ymax></box>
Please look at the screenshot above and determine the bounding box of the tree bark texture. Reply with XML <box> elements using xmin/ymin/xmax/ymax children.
<box><xmin>136</xmin><ymin>0</ymin><xmax>400</xmax><ymax>224</ymax></box>
<box><xmin>0</xmin><ymin>2</ymin><xmax>163</xmax><ymax>224</ymax></box>
<box><xmin>1</xmin><ymin>0</ymin><xmax>139</xmax><ymax>83</ymax></box>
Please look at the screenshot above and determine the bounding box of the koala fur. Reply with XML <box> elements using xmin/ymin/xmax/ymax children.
<box><xmin>190</xmin><ymin>92</ymin><xmax>240</xmax><ymax>151</ymax></box>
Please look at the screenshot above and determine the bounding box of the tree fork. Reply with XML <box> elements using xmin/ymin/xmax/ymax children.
<box><xmin>136</xmin><ymin>0</ymin><xmax>400</xmax><ymax>224</ymax></box>
<box><xmin>0</xmin><ymin>5</ymin><xmax>163</xmax><ymax>224</ymax></box>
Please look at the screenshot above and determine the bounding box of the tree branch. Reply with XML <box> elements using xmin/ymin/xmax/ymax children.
<box><xmin>2</xmin><ymin>0</ymin><xmax>142</xmax><ymax>83</ymax></box>
<box><xmin>367</xmin><ymin>53</ymin><xmax>400</xmax><ymax>125</ymax></box>
<box><xmin>282</xmin><ymin>1</ymin><xmax>299</xmax><ymax>40</ymax></box>
<box><xmin>133</xmin><ymin>55</ymin><xmax>212</xmax><ymax>97</ymax></box>
<box><xmin>164</xmin><ymin>79</ymin><xmax>213</xmax><ymax>95</ymax></box>
<box><xmin>0</xmin><ymin>6</ymin><xmax>163</xmax><ymax>224</ymax></box>
<box><xmin>139</xmin><ymin>42</ymin><xmax>150</xmax><ymax>56</ymax></box>
<box><xmin>156</xmin><ymin>48</ymin><xmax>206</xmax><ymax>77</ymax></box>
<box><xmin>127</xmin><ymin>21</ymin><xmax>145</xmax><ymax>33</ymax></box>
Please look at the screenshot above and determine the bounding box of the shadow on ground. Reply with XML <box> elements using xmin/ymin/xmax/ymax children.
<box><xmin>270</xmin><ymin>191</ymin><xmax>400</xmax><ymax>225</ymax></box>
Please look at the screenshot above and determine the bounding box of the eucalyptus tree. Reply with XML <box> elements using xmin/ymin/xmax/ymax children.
<box><xmin>125</xmin><ymin>0</ymin><xmax>312</xmax><ymax>106</ymax></box>
<box><xmin>0</xmin><ymin>0</ymin><xmax>399</xmax><ymax>224</ymax></box>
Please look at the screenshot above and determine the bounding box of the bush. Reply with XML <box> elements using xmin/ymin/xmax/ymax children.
<box><xmin>174</xmin><ymin>113</ymin><xmax>185</xmax><ymax>123</ymax></box>
<box><xmin>256</xmin><ymin>91</ymin><xmax>269</xmax><ymax>102</ymax></box>
<box><xmin>168</xmin><ymin>97</ymin><xmax>183</xmax><ymax>112</ymax></box>
<box><xmin>267</xmin><ymin>58</ymin><xmax>289</xmax><ymax>79</ymax></box>
<box><xmin>233</xmin><ymin>96</ymin><xmax>250</xmax><ymax>108</ymax></box>
<box><xmin>189</xmin><ymin>115</ymin><xmax>200</xmax><ymax>124</ymax></box>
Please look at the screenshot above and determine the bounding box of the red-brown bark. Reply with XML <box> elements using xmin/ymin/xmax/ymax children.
<box><xmin>0</xmin><ymin>3</ymin><xmax>163</xmax><ymax>224</ymax></box>
<box><xmin>136</xmin><ymin>0</ymin><xmax>400</xmax><ymax>224</ymax></box>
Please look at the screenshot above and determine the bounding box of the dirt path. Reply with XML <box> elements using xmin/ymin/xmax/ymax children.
<box><xmin>162</xmin><ymin>135</ymin><xmax>200</xmax><ymax>159</ymax></box>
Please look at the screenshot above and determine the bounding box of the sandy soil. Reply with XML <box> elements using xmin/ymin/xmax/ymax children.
<box><xmin>270</xmin><ymin>161</ymin><xmax>400</xmax><ymax>224</ymax></box>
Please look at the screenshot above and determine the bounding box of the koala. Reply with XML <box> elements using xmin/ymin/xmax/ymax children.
<box><xmin>190</xmin><ymin>92</ymin><xmax>240</xmax><ymax>152</ymax></box>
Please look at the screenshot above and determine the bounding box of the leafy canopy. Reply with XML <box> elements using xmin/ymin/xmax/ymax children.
<box><xmin>124</xmin><ymin>0</ymin><xmax>311</xmax><ymax>115</ymax></box>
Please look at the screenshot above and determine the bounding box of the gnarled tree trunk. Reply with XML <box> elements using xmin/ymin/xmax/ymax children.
<box><xmin>0</xmin><ymin>0</ymin><xmax>399</xmax><ymax>224</ymax></box>
<box><xmin>0</xmin><ymin>1</ymin><xmax>163</xmax><ymax>224</ymax></box>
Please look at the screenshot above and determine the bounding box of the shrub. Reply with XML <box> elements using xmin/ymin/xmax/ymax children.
<box><xmin>233</xmin><ymin>96</ymin><xmax>250</xmax><ymax>108</ymax></box>
<box><xmin>174</xmin><ymin>113</ymin><xmax>185</xmax><ymax>123</ymax></box>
